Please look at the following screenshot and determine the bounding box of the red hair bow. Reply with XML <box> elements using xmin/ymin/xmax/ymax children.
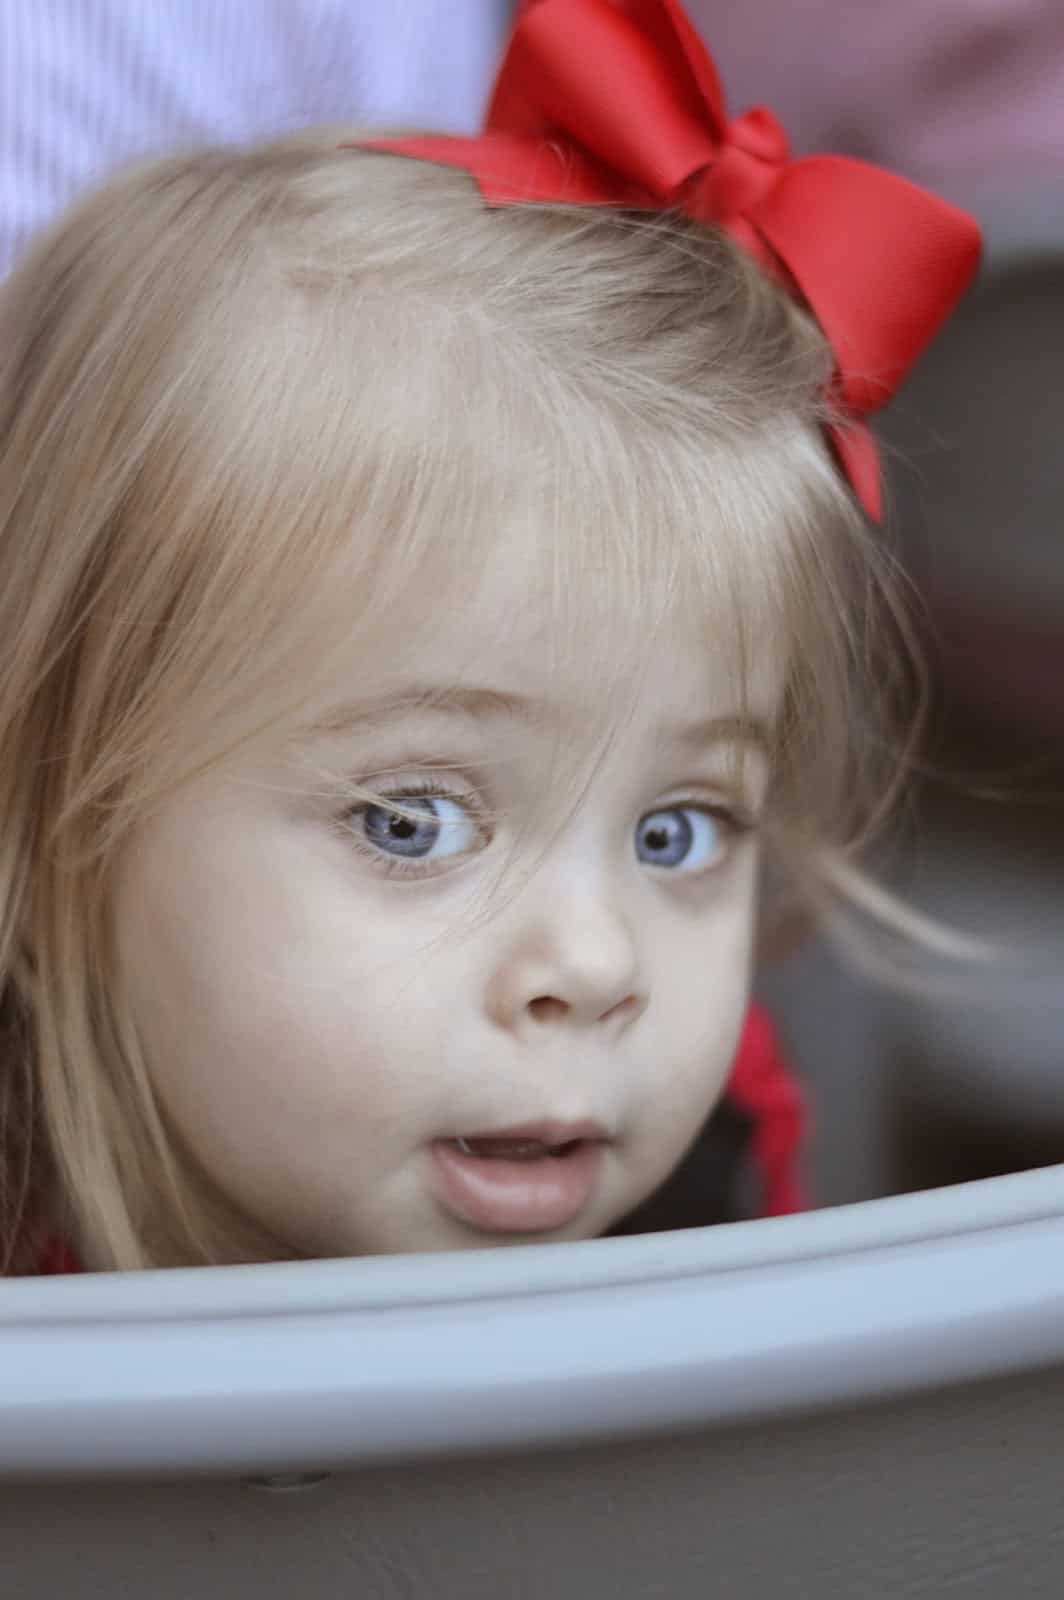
<box><xmin>363</xmin><ymin>0</ymin><xmax>981</xmax><ymax>519</ymax></box>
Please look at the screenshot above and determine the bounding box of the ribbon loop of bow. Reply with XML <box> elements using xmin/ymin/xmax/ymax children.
<box><xmin>491</xmin><ymin>0</ymin><xmax>721</xmax><ymax>200</ymax></box>
<box><xmin>358</xmin><ymin>0</ymin><xmax>982</xmax><ymax>519</ymax></box>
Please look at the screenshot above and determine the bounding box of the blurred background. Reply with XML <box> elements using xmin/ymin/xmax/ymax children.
<box><xmin>698</xmin><ymin>0</ymin><xmax>1064</xmax><ymax>1207</ymax></box>
<box><xmin>2</xmin><ymin>0</ymin><xmax>1061</xmax><ymax>1212</ymax></box>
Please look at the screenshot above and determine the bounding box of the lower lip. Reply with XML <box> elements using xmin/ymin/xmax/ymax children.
<box><xmin>429</xmin><ymin>1139</ymin><xmax>605</xmax><ymax>1235</ymax></box>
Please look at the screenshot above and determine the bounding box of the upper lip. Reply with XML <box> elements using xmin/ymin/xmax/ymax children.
<box><xmin>449</xmin><ymin>1119</ymin><xmax>610</xmax><ymax>1147</ymax></box>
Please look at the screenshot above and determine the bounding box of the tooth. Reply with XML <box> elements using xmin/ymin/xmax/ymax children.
<box><xmin>455</xmin><ymin>1137</ymin><xmax>550</xmax><ymax>1160</ymax></box>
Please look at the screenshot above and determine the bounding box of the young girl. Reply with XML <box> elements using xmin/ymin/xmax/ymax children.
<box><xmin>0</xmin><ymin>0</ymin><xmax>980</xmax><ymax>1274</ymax></box>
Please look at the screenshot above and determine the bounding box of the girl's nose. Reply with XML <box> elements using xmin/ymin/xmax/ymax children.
<box><xmin>483</xmin><ymin>875</ymin><xmax>648</xmax><ymax>1033</ymax></box>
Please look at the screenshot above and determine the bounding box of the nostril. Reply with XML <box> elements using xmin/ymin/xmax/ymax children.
<box><xmin>528</xmin><ymin>995</ymin><xmax>569</xmax><ymax>1023</ymax></box>
<box><xmin>526</xmin><ymin>993</ymin><xmax>641</xmax><ymax>1025</ymax></box>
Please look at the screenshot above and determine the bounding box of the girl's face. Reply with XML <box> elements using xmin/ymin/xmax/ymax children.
<box><xmin>117</xmin><ymin>528</ymin><xmax>779</xmax><ymax>1259</ymax></box>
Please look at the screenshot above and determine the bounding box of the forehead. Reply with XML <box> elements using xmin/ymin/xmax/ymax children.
<box><xmin>314</xmin><ymin>504</ymin><xmax>785</xmax><ymax>734</ymax></box>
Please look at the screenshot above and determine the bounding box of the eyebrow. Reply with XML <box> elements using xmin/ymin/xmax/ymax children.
<box><xmin>307</xmin><ymin>686</ymin><xmax>772</xmax><ymax>752</ymax></box>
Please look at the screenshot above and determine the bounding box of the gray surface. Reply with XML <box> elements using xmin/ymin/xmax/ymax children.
<box><xmin>6</xmin><ymin>1164</ymin><xmax>1064</xmax><ymax>1478</ymax></box>
<box><xmin>5</xmin><ymin>1363</ymin><xmax>1064</xmax><ymax>1597</ymax></box>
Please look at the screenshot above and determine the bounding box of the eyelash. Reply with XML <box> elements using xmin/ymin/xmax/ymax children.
<box><xmin>340</xmin><ymin>777</ymin><xmax>754</xmax><ymax>882</ymax></box>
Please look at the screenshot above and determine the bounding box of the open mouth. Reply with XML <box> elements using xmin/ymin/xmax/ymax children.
<box><xmin>430</xmin><ymin>1123</ymin><xmax>608</xmax><ymax>1235</ymax></box>
<box><xmin>451</xmin><ymin>1134</ymin><xmax>591</xmax><ymax>1161</ymax></box>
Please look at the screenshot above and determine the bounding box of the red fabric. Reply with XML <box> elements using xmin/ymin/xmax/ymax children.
<box><xmin>35</xmin><ymin>1237</ymin><xmax>82</xmax><ymax>1275</ymax></box>
<box><xmin>357</xmin><ymin>0</ymin><xmax>982</xmax><ymax>520</ymax></box>
<box><xmin>725</xmin><ymin>1003</ymin><xmax>806</xmax><ymax>1217</ymax></box>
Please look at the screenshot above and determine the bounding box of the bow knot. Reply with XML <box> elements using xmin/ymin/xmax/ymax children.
<box><xmin>687</xmin><ymin>107</ymin><xmax>789</xmax><ymax>235</ymax></box>
<box><xmin>357</xmin><ymin>0</ymin><xmax>982</xmax><ymax>519</ymax></box>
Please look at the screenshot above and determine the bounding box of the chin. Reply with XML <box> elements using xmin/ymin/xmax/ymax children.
<box><xmin>347</xmin><ymin>1206</ymin><xmax>608</xmax><ymax>1258</ymax></box>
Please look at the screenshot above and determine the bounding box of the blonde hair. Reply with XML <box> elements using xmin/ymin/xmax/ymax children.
<box><xmin>0</xmin><ymin>131</ymin><xmax>929</xmax><ymax>1272</ymax></box>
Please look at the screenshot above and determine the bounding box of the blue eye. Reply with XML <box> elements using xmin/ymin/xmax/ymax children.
<box><xmin>359</xmin><ymin>794</ymin><xmax>476</xmax><ymax>861</ymax></box>
<box><xmin>635</xmin><ymin>806</ymin><xmax>726</xmax><ymax>873</ymax></box>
